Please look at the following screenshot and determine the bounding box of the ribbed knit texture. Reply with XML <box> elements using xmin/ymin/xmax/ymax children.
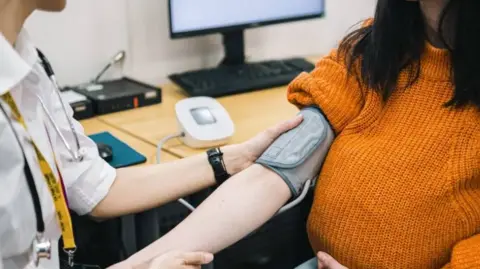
<box><xmin>287</xmin><ymin>43</ymin><xmax>480</xmax><ymax>268</ymax></box>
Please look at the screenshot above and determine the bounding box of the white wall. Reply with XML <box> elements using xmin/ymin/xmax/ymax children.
<box><xmin>25</xmin><ymin>0</ymin><xmax>129</xmax><ymax>86</ymax></box>
<box><xmin>26</xmin><ymin>0</ymin><xmax>376</xmax><ymax>86</ymax></box>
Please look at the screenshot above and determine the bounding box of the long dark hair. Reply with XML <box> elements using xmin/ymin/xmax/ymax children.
<box><xmin>338</xmin><ymin>0</ymin><xmax>480</xmax><ymax>109</ymax></box>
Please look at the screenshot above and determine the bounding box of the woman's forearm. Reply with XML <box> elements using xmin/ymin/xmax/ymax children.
<box><xmin>91</xmin><ymin>145</ymin><xmax>248</xmax><ymax>218</ymax></box>
<box><xmin>125</xmin><ymin>164</ymin><xmax>291</xmax><ymax>268</ymax></box>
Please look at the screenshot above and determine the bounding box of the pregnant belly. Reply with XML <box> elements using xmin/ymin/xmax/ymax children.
<box><xmin>306</xmin><ymin>164</ymin><xmax>460</xmax><ymax>269</ymax></box>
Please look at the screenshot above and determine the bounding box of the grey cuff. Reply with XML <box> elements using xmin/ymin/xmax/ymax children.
<box><xmin>256</xmin><ymin>107</ymin><xmax>334</xmax><ymax>197</ymax></box>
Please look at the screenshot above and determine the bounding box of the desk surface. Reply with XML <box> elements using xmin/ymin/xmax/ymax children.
<box><xmin>81</xmin><ymin>118</ymin><xmax>178</xmax><ymax>163</ymax></box>
<box><xmin>98</xmin><ymin>56</ymin><xmax>321</xmax><ymax>158</ymax></box>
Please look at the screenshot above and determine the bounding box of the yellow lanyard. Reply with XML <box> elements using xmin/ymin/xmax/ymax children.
<box><xmin>1</xmin><ymin>92</ymin><xmax>76</xmax><ymax>251</ymax></box>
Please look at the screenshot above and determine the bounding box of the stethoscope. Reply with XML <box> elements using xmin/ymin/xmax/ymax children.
<box><xmin>36</xmin><ymin>49</ymin><xmax>85</xmax><ymax>162</ymax></box>
<box><xmin>34</xmin><ymin>48</ymin><xmax>126</xmax><ymax>162</ymax></box>
<box><xmin>0</xmin><ymin>101</ymin><xmax>53</xmax><ymax>265</ymax></box>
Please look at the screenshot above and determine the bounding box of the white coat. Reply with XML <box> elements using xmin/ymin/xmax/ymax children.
<box><xmin>0</xmin><ymin>30</ymin><xmax>116</xmax><ymax>269</ymax></box>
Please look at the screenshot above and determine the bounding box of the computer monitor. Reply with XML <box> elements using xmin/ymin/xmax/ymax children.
<box><xmin>168</xmin><ymin>0</ymin><xmax>325</xmax><ymax>65</ymax></box>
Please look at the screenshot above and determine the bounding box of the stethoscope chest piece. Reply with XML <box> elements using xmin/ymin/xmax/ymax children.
<box><xmin>32</xmin><ymin>234</ymin><xmax>52</xmax><ymax>267</ymax></box>
<box><xmin>69</xmin><ymin>147</ymin><xmax>88</xmax><ymax>163</ymax></box>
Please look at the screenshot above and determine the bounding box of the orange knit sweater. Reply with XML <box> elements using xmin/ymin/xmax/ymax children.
<box><xmin>287</xmin><ymin>43</ymin><xmax>480</xmax><ymax>268</ymax></box>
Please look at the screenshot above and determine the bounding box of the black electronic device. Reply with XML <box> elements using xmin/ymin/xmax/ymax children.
<box><xmin>169</xmin><ymin>58</ymin><xmax>315</xmax><ymax>97</ymax></box>
<box><xmin>73</xmin><ymin>77</ymin><xmax>162</xmax><ymax>115</ymax></box>
<box><xmin>60</xmin><ymin>90</ymin><xmax>95</xmax><ymax>120</ymax></box>
<box><xmin>168</xmin><ymin>0</ymin><xmax>323</xmax><ymax>97</ymax></box>
<box><xmin>70</xmin><ymin>98</ymin><xmax>94</xmax><ymax>120</ymax></box>
<box><xmin>96</xmin><ymin>142</ymin><xmax>113</xmax><ymax>162</ymax></box>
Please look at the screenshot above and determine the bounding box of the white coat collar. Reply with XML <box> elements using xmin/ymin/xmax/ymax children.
<box><xmin>0</xmin><ymin>29</ymin><xmax>38</xmax><ymax>95</ymax></box>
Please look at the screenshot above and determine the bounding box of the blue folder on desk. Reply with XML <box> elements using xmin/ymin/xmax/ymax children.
<box><xmin>89</xmin><ymin>131</ymin><xmax>147</xmax><ymax>168</ymax></box>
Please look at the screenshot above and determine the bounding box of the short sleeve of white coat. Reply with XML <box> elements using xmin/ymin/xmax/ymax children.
<box><xmin>49</xmin><ymin>89</ymin><xmax>116</xmax><ymax>216</ymax></box>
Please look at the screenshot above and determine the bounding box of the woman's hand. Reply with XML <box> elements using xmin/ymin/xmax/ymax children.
<box><xmin>147</xmin><ymin>251</ymin><xmax>214</xmax><ymax>269</ymax></box>
<box><xmin>317</xmin><ymin>252</ymin><xmax>348</xmax><ymax>269</ymax></box>
<box><xmin>222</xmin><ymin>115</ymin><xmax>303</xmax><ymax>174</ymax></box>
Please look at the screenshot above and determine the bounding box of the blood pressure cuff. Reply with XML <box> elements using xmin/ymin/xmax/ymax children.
<box><xmin>255</xmin><ymin>107</ymin><xmax>334</xmax><ymax>198</ymax></box>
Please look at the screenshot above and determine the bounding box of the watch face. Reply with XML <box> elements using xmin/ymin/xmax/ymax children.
<box><xmin>190</xmin><ymin>107</ymin><xmax>216</xmax><ymax>125</ymax></box>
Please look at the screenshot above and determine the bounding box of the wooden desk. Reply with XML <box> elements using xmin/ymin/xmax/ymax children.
<box><xmin>97</xmin><ymin>84</ymin><xmax>299</xmax><ymax>158</ymax></box>
<box><xmin>80</xmin><ymin>118</ymin><xmax>178</xmax><ymax>163</ymax></box>
<box><xmin>98</xmin><ymin>56</ymin><xmax>322</xmax><ymax>158</ymax></box>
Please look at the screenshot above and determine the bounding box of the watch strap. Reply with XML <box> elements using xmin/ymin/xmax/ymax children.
<box><xmin>207</xmin><ymin>148</ymin><xmax>231</xmax><ymax>185</ymax></box>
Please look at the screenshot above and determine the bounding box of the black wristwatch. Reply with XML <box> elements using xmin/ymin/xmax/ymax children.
<box><xmin>207</xmin><ymin>148</ymin><xmax>231</xmax><ymax>185</ymax></box>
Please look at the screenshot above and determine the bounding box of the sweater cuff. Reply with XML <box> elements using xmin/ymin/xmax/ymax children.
<box><xmin>450</xmin><ymin>235</ymin><xmax>480</xmax><ymax>268</ymax></box>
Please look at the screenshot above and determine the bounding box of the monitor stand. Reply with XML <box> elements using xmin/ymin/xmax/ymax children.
<box><xmin>220</xmin><ymin>30</ymin><xmax>245</xmax><ymax>66</ymax></box>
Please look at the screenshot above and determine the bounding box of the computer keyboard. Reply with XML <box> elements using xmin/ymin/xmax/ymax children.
<box><xmin>169</xmin><ymin>58</ymin><xmax>315</xmax><ymax>97</ymax></box>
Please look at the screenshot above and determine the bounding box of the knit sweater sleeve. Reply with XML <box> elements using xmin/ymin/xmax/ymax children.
<box><xmin>441</xmin><ymin>234</ymin><xmax>480</xmax><ymax>269</ymax></box>
<box><xmin>287</xmin><ymin>49</ymin><xmax>365</xmax><ymax>133</ymax></box>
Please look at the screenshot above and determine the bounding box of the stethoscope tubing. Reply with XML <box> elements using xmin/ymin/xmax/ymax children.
<box><xmin>36</xmin><ymin>48</ymin><xmax>83</xmax><ymax>162</ymax></box>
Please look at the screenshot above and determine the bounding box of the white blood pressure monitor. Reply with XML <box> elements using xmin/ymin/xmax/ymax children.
<box><xmin>175</xmin><ymin>97</ymin><xmax>235</xmax><ymax>148</ymax></box>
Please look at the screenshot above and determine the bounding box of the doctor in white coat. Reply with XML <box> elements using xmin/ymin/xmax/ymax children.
<box><xmin>0</xmin><ymin>0</ymin><xmax>303</xmax><ymax>269</ymax></box>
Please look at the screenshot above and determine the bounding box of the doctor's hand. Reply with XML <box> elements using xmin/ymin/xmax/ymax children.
<box><xmin>317</xmin><ymin>252</ymin><xmax>348</xmax><ymax>269</ymax></box>
<box><xmin>147</xmin><ymin>251</ymin><xmax>214</xmax><ymax>269</ymax></box>
<box><xmin>222</xmin><ymin>114</ymin><xmax>303</xmax><ymax>175</ymax></box>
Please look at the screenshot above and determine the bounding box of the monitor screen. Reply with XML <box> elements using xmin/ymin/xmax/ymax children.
<box><xmin>169</xmin><ymin>0</ymin><xmax>325</xmax><ymax>37</ymax></box>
